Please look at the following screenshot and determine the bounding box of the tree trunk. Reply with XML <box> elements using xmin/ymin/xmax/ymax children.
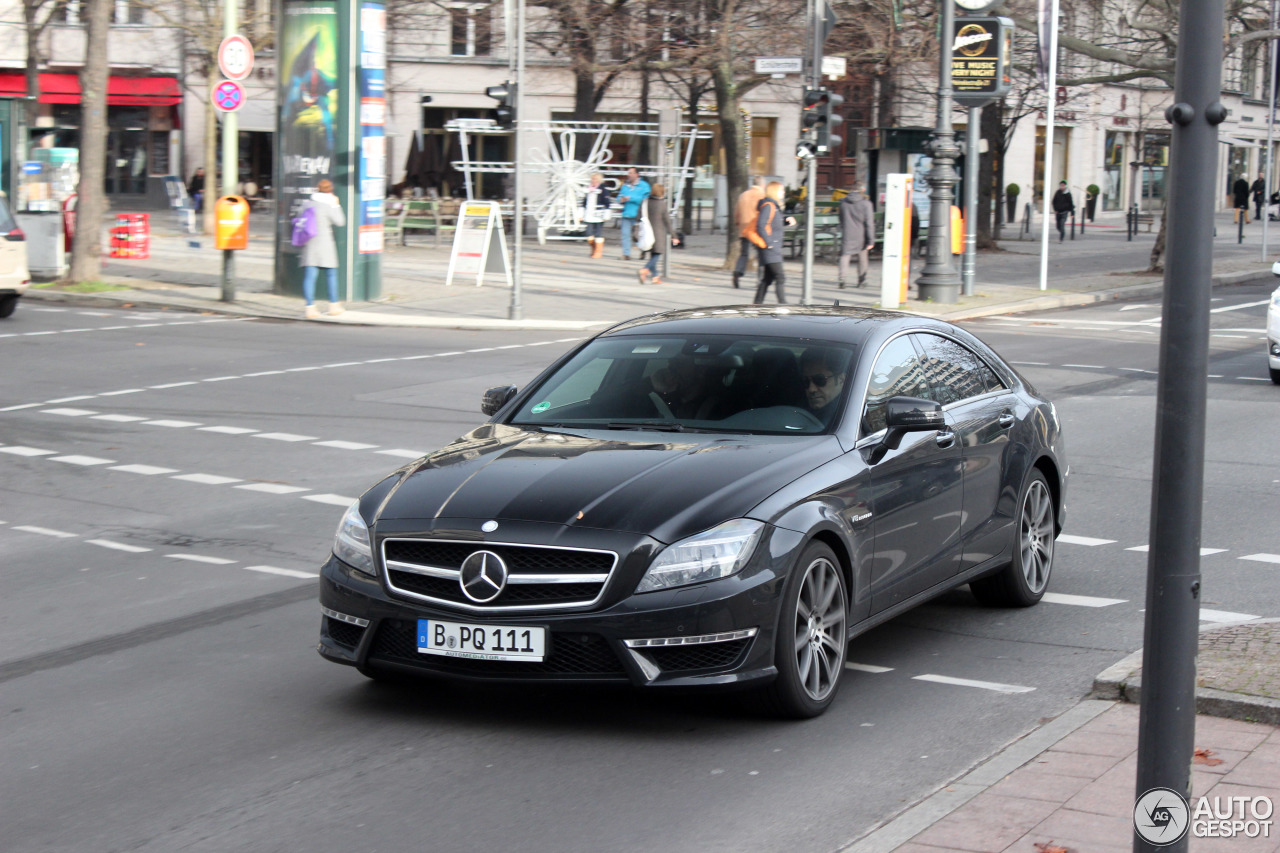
<box><xmin>712</xmin><ymin>60</ymin><xmax>746</xmax><ymax>270</ymax></box>
<box><xmin>638</xmin><ymin>62</ymin><xmax>651</xmax><ymax>165</ymax></box>
<box><xmin>68</xmin><ymin>0</ymin><xmax>110</xmax><ymax>283</ymax></box>
<box><xmin>204</xmin><ymin>95</ymin><xmax>218</xmax><ymax>234</ymax></box>
<box><xmin>1149</xmin><ymin>212</ymin><xmax>1166</xmax><ymax>272</ymax></box>
<box><xmin>24</xmin><ymin>1</ymin><xmax>42</xmax><ymax>129</ymax></box>
<box><xmin>681</xmin><ymin>83</ymin><xmax>700</xmax><ymax>235</ymax></box>
<box><xmin>572</xmin><ymin>66</ymin><xmax>595</xmax><ymax>121</ymax></box>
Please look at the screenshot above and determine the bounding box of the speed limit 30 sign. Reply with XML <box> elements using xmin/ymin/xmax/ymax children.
<box><xmin>218</xmin><ymin>34</ymin><xmax>255</xmax><ymax>81</ymax></box>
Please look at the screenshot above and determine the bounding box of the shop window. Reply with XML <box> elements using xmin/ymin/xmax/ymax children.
<box><xmin>113</xmin><ymin>0</ymin><xmax>145</xmax><ymax>24</ymax></box>
<box><xmin>52</xmin><ymin>0</ymin><xmax>80</xmax><ymax>24</ymax></box>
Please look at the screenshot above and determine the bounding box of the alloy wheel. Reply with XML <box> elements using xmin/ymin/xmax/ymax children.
<box><xmin>1020</xmin><ymin>479</ymin><xmax>1054</xmax><ymax>594</ymax></box>
<box><xmin>792</xmin><ymin>556</ymin><xmax>847</xmax><ymax>701</ymax></box>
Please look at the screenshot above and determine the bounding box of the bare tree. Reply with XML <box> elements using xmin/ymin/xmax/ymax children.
<box><xmin>21</xmin><ymin>0</ymin><xmax>60</xmax><ymax>128</ymax></box>
<box><xmin>68</xmin><ymin>0</ymin><xmax>110</xmax><ymax>284</ymax></box>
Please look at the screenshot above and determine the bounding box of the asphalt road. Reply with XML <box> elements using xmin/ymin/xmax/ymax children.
<box><xmin>1</xmin><ymin>284</ymin><xmax>1277</xmax><ymax>853</ymax></box>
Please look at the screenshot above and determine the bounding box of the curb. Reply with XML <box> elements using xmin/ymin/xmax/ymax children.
<box><xmin>836</xmin><ymin>700</ymin><xmax>1116</xmax><ymax>853</ymax></box>
<box><xmin>1090</xmin><ymin>617</ymin><xmax>1280</xmax><ymax>726</ymax></box>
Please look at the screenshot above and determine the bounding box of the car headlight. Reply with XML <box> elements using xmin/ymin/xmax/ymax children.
<box><xmin>636</xmin><ymin>519</ymin><xmax>765</xmax><ymax>593</ymax></box>
<box><xmin>333</xmin><ymin>500</ymin><xmax>376</xmax><ymax>577</ymax></box>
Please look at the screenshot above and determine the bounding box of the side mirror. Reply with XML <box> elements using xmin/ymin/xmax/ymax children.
<box><xmin>868</xmin><ymin>396</ymin><xmax>944</xmax><ymax>463</ymax></box>
<box><xmin>481</xmin><ymin>385</ymin><xmax>518</xmax><ymax>416</ymax></box>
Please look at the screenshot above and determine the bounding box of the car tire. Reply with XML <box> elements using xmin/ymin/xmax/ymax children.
<box><xmin>0</xmin><ymin>295</ymin><xmax>17</xmax><ymax>319</ymax></box>
<box><xmin>1270</xmin><ymin>366</ymin><xmax>1280</xmax><ymax>385</ymax></box>
<box><xmin>760</xmin><ymin>541</ymin><xmax>848</xmax><ymax>719</ymax></box>
<box><xmin>971</xmin><ymin>470</ymin><xmax>1055</xmax><ymax>607</ymax></box>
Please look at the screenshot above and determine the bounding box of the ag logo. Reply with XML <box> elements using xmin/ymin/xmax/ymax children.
<box><xmin>1134</xmin><ymin>787</ymin><xmax>1190</xmax><ymax>846</ymax></box>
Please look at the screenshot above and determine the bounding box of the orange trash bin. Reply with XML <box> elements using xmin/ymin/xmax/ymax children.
<box><xmin>215</xmin><ymin>196</ymin><xmax>250</xmax><ymax>250</ymax></box>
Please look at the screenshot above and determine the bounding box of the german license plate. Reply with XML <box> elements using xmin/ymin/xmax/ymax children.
<box><xmin>417</xmin><ymin>619</ymin><xmax>547</xmax><ymax>662</ymax></box>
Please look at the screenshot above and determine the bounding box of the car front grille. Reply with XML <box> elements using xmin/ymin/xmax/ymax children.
<box><xmin>645</xmin><ymin>638</ymin><xmax>753</xmax><ymax>673</ymax></box>
<box><xmin>366</xmin><ymin>619</ymin><xmax>627</xmax><ymax>678</ymax></box>
<box><xmin>382</xmin><ymin>539</ymin><xmax>618</xmax><ymax>613</ymax></box>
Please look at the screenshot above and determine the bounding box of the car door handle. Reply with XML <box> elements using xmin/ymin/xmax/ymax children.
<box><xmin>998</xmin><ymin>412</ymin><xmax>1016</xmax><ymax>429</ymax></box>
<box><xmin>935</xmin><ymin>428</ymin><xmax>956</xmax><ymax>449</ymax></box>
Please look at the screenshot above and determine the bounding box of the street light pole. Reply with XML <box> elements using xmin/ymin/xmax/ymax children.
<box><xmin>508</xmin><ymin>0</ymin><xmax>525</xmax><ymax>321</ymax></box>
<box><xmin>917</xmin><ymin>0</ymin><xmax>961</xmax><ymax>303</ymax></box>
<box><xmin>220</xmin><ymin>0</ymin><xmax>238</xmax><ymax>302</ymax></box>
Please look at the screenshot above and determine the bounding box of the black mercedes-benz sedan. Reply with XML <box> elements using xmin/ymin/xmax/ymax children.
<box><xmin>318</xmin><ymin>306</ymin><xmax>1067</xmax><ymax>717</ymax></box>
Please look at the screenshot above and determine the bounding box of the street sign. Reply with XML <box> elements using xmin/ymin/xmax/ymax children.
<box><xmin>755</xmin><ymin>57</ymin><xmax>803</xmax><ymax>75</ymax></box>
<box><xmin>821</xmin><ymin>56</ymin><xmax>847</xmax><ymax>79</ymax></box>
<box><xmin>212</xmin><ymin>80</ymin><xmax>246</xmax><ymax>112</ymax></box>
<box><xmin>218</xmin><ymin>34</ymin><xmax>255</xmax><ymax>81</ymax></box>
<box><xmin>951</xmin><ymin>17</ymin><xmax>1013</xmax><ymax>107</ymax></box>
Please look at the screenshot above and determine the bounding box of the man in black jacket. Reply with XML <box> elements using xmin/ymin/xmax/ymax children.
<box><xmin>1252</xmin><ymin>171</ymin><xmax>1266</xmax><ymax>222</ymax></box>
<box><xmin>1051</xmin><ymin>181</ymin><xmax>1074</xmax><ymax>242</ymax></box>
<box><xmin>838</xmin><ymin>182</ymin><xmax>875</xmax><ymax>288</ymax></box>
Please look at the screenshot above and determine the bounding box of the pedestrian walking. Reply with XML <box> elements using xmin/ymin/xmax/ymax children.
<box><xmin>617</xmin><ymin>167</ymin><xmax>651</xmax><ymax>260</ymax></box>
<box><xmin>749</xmin><ymin>181</ymin><xmax>795</xmax><ymax>305</ymax></box>
<box><xmin>1233</xmin><ymin>174</ymin><xmax>1251</xmax><ymax>224</ymax></box>
<box><xmin>580</xmin><ymin>173</ymin><xmax>612</xmax><ymax>259</ymax></box>
<box><xmin>1252</xmin><ymin>171</ymin><xmax>1266</xmax><ymax>222</ymax></box>
<box><xmin>638</xmin><ymin>184</ymin><xmax>677</xmax><ymax>284</ymax></box>
<box><xmin>1051</xmin><ymin>181</ymin><xmax>1074</xmax><ymax>242</ymax></box>
<box><xmin>299</xmin><ymin>178</ymin><xmax>346</xmax><ymax>319</ymax></box>
<box><xmin>187</xmin><ymin>167</ymin><xmax>206</xmax><ymax>213</ymax></box>
<box><xmin>837</xmin><ymin>182</ymin><xmax>875</xmax><ymax>288</ymax></box>
<box><xmin>732</xmin><ymin>177</ymin><xmax>766</xmax><ymax>289</ymax></box>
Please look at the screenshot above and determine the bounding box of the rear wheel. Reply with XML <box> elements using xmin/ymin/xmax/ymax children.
<box><xmin>0</xmin><ymin>295</ymin><xmax>17</xmax><ymax>319</ymax></box>
<box><xmin>761</xmin><ymin>542</ymin><xmax>847</xmax><ymax>718</ymax></box>
<box><xmin>971</xmin><ymin>470</ymin><xmax>1056</xmax><ymax>607</ymax></box>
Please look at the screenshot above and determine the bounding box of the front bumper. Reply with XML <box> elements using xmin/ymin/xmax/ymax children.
<box><xmin>317</xmin><ymin>524</ymin><xmax>802</xmax><ymax>690</ymax></box>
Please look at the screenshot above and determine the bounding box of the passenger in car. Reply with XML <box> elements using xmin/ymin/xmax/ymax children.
<box><xmin>800</xmin><ymin>347</ymin><xmax>848</xmax><ymax>422</ymax></box>
<box><xmin>650</xmin><ymin>356</ymin><xmax>728</xmax><ymax>420</ymax></box>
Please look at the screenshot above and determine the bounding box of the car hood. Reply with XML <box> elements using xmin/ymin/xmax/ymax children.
<box><xmin>376</xmin><ymin>424</ymin><xmax>842</xmax><ymax>542</ymax></box>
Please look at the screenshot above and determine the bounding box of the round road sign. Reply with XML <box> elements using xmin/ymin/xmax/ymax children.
<box><xmin>213</xmin><ymin>80</ymin><xmax>245</xmax><ymax>112</ymax></box>
<box><xmin>218</xmin><ymin>34</ymin><xmax>255</xmax><ymax>81</ymax></box>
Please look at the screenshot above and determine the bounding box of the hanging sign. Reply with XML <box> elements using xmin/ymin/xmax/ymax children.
<box><xmin>951</xmin><ymin>17</ymin><xmax>1013</xmax><ymax>107</ymax></box>
<box><xmin>445</xmin><ymin>201</ymin><xmax>512</xmax><ymax>288</ymax></box>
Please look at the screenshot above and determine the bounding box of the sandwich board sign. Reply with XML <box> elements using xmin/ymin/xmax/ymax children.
<box><xmin>445</xmin><ymin>201</ymin><xmax>512</xmax><ymax>287</ymax></box>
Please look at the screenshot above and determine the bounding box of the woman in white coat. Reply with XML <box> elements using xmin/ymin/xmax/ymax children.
<box><xmin>300</xmin><ymin>178</ymin><xmax>346</xmax><ymax>318</ymax></box>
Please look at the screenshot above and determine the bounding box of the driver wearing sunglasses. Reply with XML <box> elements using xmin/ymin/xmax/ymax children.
<box><xmin>799</xmin><ymin>347</ymin><xmax>848</xmax><ymax>418</ymax></box>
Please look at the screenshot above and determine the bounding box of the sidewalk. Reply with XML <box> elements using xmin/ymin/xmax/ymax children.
<box><xmin>845</xmin><ymin>620</ymin><xmax>1280</xmax><ymax>853</ymax></box>
<box><xmin>24</xmin><ymin>209</ymin><xmax>1280</xmax><ymax>329</ymax></box>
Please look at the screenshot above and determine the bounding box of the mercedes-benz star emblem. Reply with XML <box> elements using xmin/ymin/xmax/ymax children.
<box><xmin>459</xmin><ymin>550</ymin><xmax>509</xmax><ymax>603</ymax></box>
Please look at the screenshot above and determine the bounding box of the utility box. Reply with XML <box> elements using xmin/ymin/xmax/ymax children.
<box><xmin>14</xmin><ymin>211</ymin><xmax>66</xmax><ymax>279</ymax></box>
<box><xmin>215</xmin><ymin>196</ymin><xmax>250</xmax><ymax>250</ymax></box>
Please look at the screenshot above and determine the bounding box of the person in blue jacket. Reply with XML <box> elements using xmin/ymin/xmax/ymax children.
<box><xmin>617</xmin><ymin>167</ymin><xmax>651</xmax><ymax>260</ymax></box>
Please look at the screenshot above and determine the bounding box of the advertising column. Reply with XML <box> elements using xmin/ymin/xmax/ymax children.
<box><xmin>274</xmin><ymin>0</ymin><xmax>382</xmax><ymax>302</ymax></box>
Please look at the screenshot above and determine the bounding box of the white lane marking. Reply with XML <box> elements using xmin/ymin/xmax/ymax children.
<box><xmin>845</xmin><ymin>662</ymin><xmax>894</xmax><ymax>673</ymax></box>
<box><xmin>1199</xmin><ymin>609</ymin><xmax>1259</xmax><ymax>623</ymax></box>
<box><xmin>31</xmin><ymin>307</ymin><xmax>68</xmax><ymax>312</ymax></box>
<box><xmin>364</xmin><ymin>358</ymin><xmax>398</xmax><ymax>364</ymax></box>
<box><xmin>1041</xmin><ymin>592</ymin><xmax>1127</xmax><ymax>608</ymax></box>
<box><xmin>1062</xmin><ymin>364</ymin><xmax>1105</xmax><ymax>370</ymax></box>
<box><xmin>244</xmin><ymin>565</ymin><xmax>318</xmax><ymax>579</ymax></box>
<box><xmin>314</xmin><ymin>440</ymin><xmax>378</xmax><ymax>450</ymax></box>
<box><xmin>234</xmin><ymin>483</ymin><xmax>310</xmax><ymax>494</ymax></box>
<box><xmin>13</xmin><ymin>525</ymin><xmax>77</xmax><ymax>538</ymax></box>
<box><xmin>24</xmin><ymin>331</ymin><xmax>58</xmax><ymax>336</ymax></box>
<box><xmin>0</xmin><ymin>446</ymin><xmax>57</xmax><ymax>456</ymax></box>
<box><xmin>1239</xmin><ymin>377</ymin><xmax>1271</xmax><ymax>382</ymax></box>
<box><xmin>253</xmin><ymin>432</ymin><xmax>317</xmax><ymax>442</ymax></box>
<box><xmin>378</xmin><ymin>449</ymin><xmax>425</xmax><ymax>459</ymax></box>
<box><xmin>202</xmin><ymin>376</ymin><xmax>241</xmax><ymax>382</ymax></box>
<box><xmin>166</xmin><ymin>554</ymin><xmax>236</xmax><ymax>565</ymax></box>
<box><xmin>143</xmin><ymin>419</ymin><xmax>203</xmax><ymax>428</ymax></box>
<box><xmin>1057</xmin><ymin>534</ymin><xmax>1117</xmax><ymax>546</ymax></box>
<box><xmin>99</xmin><ymin>389</ymin><xmax>144</xmax><ymax>397</ymax></box>
<box><xmin>110</xmin><ymin>464</ymin><xmax>179</xmax><ymax>475</ymax></box>
<box><xmin>0</xmin><ymin>403</ymin><xmax>42</xmax><ymax>411</ymax></box>
<box><xmin>1119</xmin><ymin>367</ymin><xmax>1154</xmax><ymax>374</ymax></box>
<box><xmin>302</xmin><ymin>494</ymin><xmax>355</xmax><ymax>506</ymax></box>
<box><xmin>242</xmin><ymin>370</ymin><xmax>284</xmax><ymax>377</ymax></box>
<box><xmin>913</xmin><ymin>674</ymin><xmax>1036</xmax><ymax>694</ymax></box>
<box><xmin>1210</xmin><ymin>299</ymin><xmax>1270</xmax><ymax>314</ymax></box>
<box><xmin>1240</xmin><ymin>553</ymin><xmax>1280</xmax><ymax>564</ymax></box>
<box><xmin>198</xmin><ymin>425</ymin><xmax>259</xmax><ymax>435</ymax></box>
<box><xmin>324</xmin><ymin>362</ymin><xmax>362</xmax><ymax>368</ymax></box>
<box><xmin>150</xmin><ymin>381</ymin><xmax>198</xmax><ymax>389</ymax></box>
<box><xmin>92</xmin><ymin>414</ymin><xmax>148</xmax><ymax>422</ymax></box>
<box><xmin>50</xmin><ymin>455</ymin><xmax>116</xmax><ymax>466</ymax></box>
<box><xmin>171</xmin><ymin>473</ymin><xmax>242</xmax><ymax>485</ymax></box>
<box><xmin>42</xmin><ymin>408</ymin><xmax>98</xmax><ymax>416</ymax></box>
<box><xmin>87</xmin><ymin>539</ymin><xmax>152</xmax><ymax>553</ymax></box>
<box><xmin>1125</xmin><ymin>545</ymin><xmax>1227</xmax><ymax>555</ymax></box>
<box><xmin>1119</xmin><ymin>304</ymin><xmax>1156</xmax><ymax>312</ymax></box>
<box><xmin>1010</xmin><ymin>361</ymin><xmax>1049</xmax><ymax>366</ymax></box>
<box><xmin>46</xmin><ymin>396</ymin><xmax>95</xmax><ymax>403</ymax></box>
<box><xmin>285</xmin><ymin>366</ymin><xmax>322</xmax><ymax>373</ymax></box>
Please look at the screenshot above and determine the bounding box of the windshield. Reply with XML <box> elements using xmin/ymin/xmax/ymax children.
<box><xmin>510</xmin><ymin>335</ymin><xmax>856</xmax><ymax>435</ymax></box>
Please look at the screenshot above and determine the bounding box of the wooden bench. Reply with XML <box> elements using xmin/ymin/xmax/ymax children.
<box><xmin>394</xmin><ymin>198</ymin><xmax>461</xmax><ymax>247</ymax></box>
<box><xmin>784</xmin><ymin>212</ymin><xmax>840</xmax><ymax>259</ymax></box>
<box><xmin>383</xmin><ymin>200</ymin><xmax>405</xmax><ymax>245</ymax></box>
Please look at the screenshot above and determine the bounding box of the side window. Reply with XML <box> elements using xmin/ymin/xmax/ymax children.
<box><xmin>862</xmin><ymin>336</ymin><xmax>926</xmax><ymax>434</ymax></box>
<box><xmin>915</xmin><ymin>333</ymin><xmax>1006</xmax><ymax>404</ymax></box>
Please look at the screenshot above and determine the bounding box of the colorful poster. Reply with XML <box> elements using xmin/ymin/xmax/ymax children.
<box><xmin>278</xmin><ymin>0</ymin><xmax>338</xmax><ymax>253</ymax></box>
<box><xmin>358</xmin><ymin>1</ymin><xmax>386</xmax><ymax>253</ymax></box>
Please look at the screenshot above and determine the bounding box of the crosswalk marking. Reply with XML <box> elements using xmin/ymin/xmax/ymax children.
<box><xmin>235</xmin><ymin>483</ymin><xmax>309</xmax><ymax>494</ymax></box>
<box><xmin>253</xmin><ymin>432</ymin><xmax>317</xmax><ymax>442</ymax></box>
<box><xmin>165</xmin><ymin>554</ymin><xmax>236</xmax><ymax>565</ymax></box>
<box><xmin>198</xmin><ymin>426</ymin><xmax>258</xmax><ymax>434</ymax></box>
<box><xmin>87</xmin><ymin>539</ymin><xmax>152</xmax><ymax>553</ymax></box>
<box><xmin>314</xmin><ymin>440</ymin><xmax>378</xmax><ymax>450</ymax></box>
<box><xmin>378</xmin><ymin>449</ymin><xmax>425</xmax><ymax>459</ymax></box>
<box><xmin>142</xmin><ymin>419</ymin><xmax>203</xmax><ymax>428</ymax></box>
<box><xmin>1126</xmin><ymin>545</ymin><xmax>1227</xmax><ymax>556</ymax></box>
<box><xmin>92</xmin><ymin>414</ymin><xmax>148</xmax><ymax>422</ymax></box>
<box><xmin>244</xmin><ymin>565</ymin><xmax>318</xmax><ymax>579</ymax></box>
<box><xmin>0</xmin><ymin>446</ymin><xmax>56</xmax><ymax>456</ymax></box>
<box><xmin>1240</xmin><ymin>553</ymin><xmax>1280</xmax><ymax>565</ymax></box>
<box><xmin>50</xmin><ymin>455</ymin><xmax>115</xmax><ymax>466</ymax></box>
<box><xmin>1058</xmin><ymin>534</ymin><xmax>1117</xmax><ymax>546</ymax></box>
<box><xmin>912</xmin><ymin>674</ymin><xmax>1036</xmax><ymax>694</ymax></box>
<box><xmin>302</xmin><ymin>494</ymin><xmax>356</xmax><ymax>506</ymax></box>
<box><xmin>110</xmin><ymin>464</ymin><xmax>179</xmax><ymax>475</ymax></box>
<box><xmin>42</xmin><ymin>408</ymin><xmax>97</xmax><ymax>416</ymax></box>
<box><xmin>1199</xmin><ymin>609</ymin><xmax>1259</xmax><ymax>624</ymax></box>
<box><xmin>12</xmin><ymin>525</ymin><xmax>77</xmax><ymax>538</ymax></box>
<box><xmin>1041</xmin><ymin>592</ymin><xmax>1126</xmax><ymax>608</ymax></box>
<box><xmin>171</xmin><ymin>473</ymin><xmax>242</xmax><ymax>485</ymax></box>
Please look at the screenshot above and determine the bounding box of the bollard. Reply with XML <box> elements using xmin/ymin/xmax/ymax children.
<box><xmin>1239</xmin><ymin>209</ymin><xmax>1245</xmax><ymax>244</ymax></box>
<box><xmin>1070</xmin><ymin>210</ymin><xmax>1076</xmax><ymax>240</ymax></box>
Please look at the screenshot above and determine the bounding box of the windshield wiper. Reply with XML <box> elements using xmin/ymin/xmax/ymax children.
<box><xmin>605</xmin><ymin>421</ymin><xmax>686</xmax><ymax>432</ymax></box>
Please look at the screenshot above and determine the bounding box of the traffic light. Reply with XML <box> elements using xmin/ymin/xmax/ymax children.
<box><xmin>802</xmin><ymin>89</ymin><xmax>825</xmax><ymax>132</ymax></box>
<box><xmin>485</xmin><ymin>82</ymin><xmax>516</xmax><ymax>128</ymax></box>
<box><xmin>818</xmin><ymin>91</ymin><xmax>843</xmax><ymax>154</ymax></box>
<box><xmin>796</xmin><ymin>139</ymin><xmax>818</xmax><ymax>160</ymax></box>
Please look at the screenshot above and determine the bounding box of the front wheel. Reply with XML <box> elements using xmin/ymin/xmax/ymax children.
<box><xmin>0</xmin><ymin>295</ymin><xmax>17</xmax><ymax>319</ymax></box>
<box><xmin>971</xmin><ymin>470</ymin><xmax>1056</xmax><ymax>607</ymax></box>
<box><xmin>760</xmin><ymin>542</ymin><xmax>848</xmax><ymax>718</ymax></box>
<box><xmin>1270</xmin><ymin>366</ymin><xmax>1280</xmax><ymax>385</ymax></box>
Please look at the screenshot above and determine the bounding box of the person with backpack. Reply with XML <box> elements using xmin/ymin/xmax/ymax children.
<box><xmin>748</xmin><ymin>181</ymin><xmax>795</xmax><ymax>305</ymax></box>
<box><xmin>296</xmin><ymin>178</ymin><xmax>346</xmax><ymax>318</ymax></box>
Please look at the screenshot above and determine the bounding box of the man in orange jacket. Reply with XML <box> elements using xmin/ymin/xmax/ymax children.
<box><xmin>732</xmin><ymin>177</ymin><xmax>766</xmax><ymax>289</ymax></box>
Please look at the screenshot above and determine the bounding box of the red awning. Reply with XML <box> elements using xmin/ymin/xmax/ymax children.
<box><xmin>0</xmin><ymin>72</ymin><xmax>181</xmax><ymax>106</ymax></box>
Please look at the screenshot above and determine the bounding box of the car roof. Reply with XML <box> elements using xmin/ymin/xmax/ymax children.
<box><xmin>599</xmin><ymin>305</ymin><xmax>957</xmax><ymax>345</ymax></box>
